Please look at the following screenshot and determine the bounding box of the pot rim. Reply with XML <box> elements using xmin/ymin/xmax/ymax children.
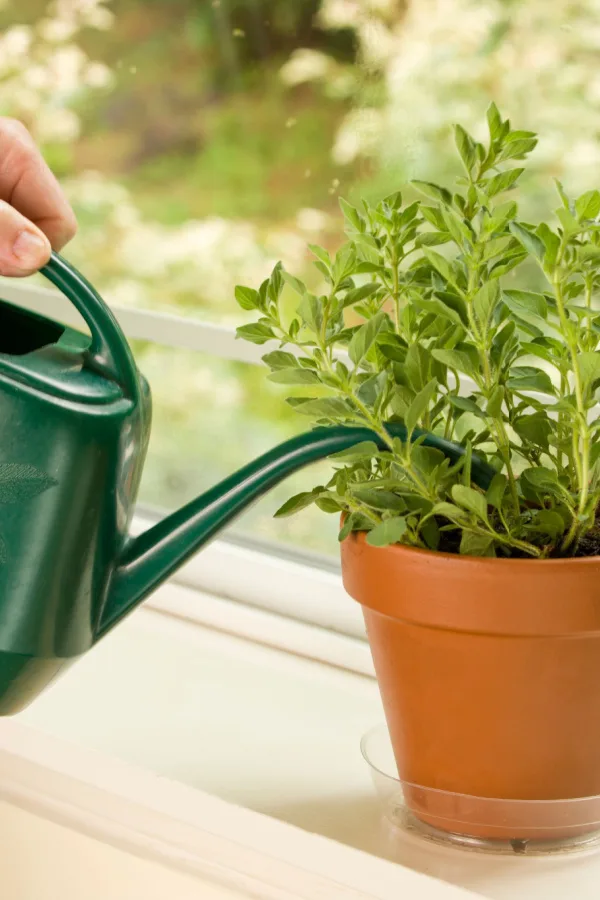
<box><xmin>346</xmin><ymin>529</ymin><xmax>600</xmax><ymax>567</ymax></box>
<box><xmin>341</xmin><ymin>530</ymin><xmax>600</xmax><ymax>635</ymax></box>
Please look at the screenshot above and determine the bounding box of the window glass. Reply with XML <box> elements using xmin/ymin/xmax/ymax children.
<box><xmin>134</xmin><ymin>342</ymin><xmax>339</xmax><ymax>554</ymax></box>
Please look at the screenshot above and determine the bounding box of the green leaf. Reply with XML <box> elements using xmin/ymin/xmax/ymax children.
<box><xmin>498</xmin><ymin>137</ymin><xmax>538</xmax><ymax>161</ymax></box>
<box><xmin>420</xmin><ymin>517</ymin><xmax>440</xmax><ymax>550</ymax></box>
<box><xmin>416</xmin><ymin>231</ymin><xmax>452</xmax><ymax>247</ymax></box>
<box><xmin>293</xmin><ymin>398</ymin><xmax>352</xmax><ymax>419</ymax></box>
<box><xmin>509</xmin><ymin>222</ymin><xmax>545</xmax><ymax>262</ymax></box>
<box><xmin>486</xmin><ymin>102</ymin><xmax>503</xmax><ymax>139</ymax></box>
<box><xmin>423</xmin><ymin>248</ymin><xmax>460</xmax><ymax>289</ymax></box>
<box><xmin>349</xmin><ymin>312</ymin><xmax>386</xmax><ymax>366</ymax></box>
<box><xmin>473</xmin><ymin>281</ymin><xmax>499</xmax><ymax>328</ymax></box>
<box><xmin>485</xmin><ymin>167</ymin><xmax>524</xmax><ymax>198</ymax></box>
<box><xmin>338</xmin><ymin>513</ymin><xmax>362</xmax><ymax>542</ymax></box>
<box><xmin>366</xmin><ymin>516</ymin><xmax>408</xmax><ymax>547</ymax></box>
<box><xmin>352</xmin><ymin>489</ymin><xmax>406</xmax><ymax>511</ymax></box>
<box><xmin>235</xmin><ymin>285</ymin><xmax>260</xmax><ymax>310</ymax></box>
<box><xmin>532</xmin><ymin>509</ymin><xmax>565</xmax><ymax>540</ymax></box>
<box><xmin>313</xmin><ymin>260</ymin><xmax>333</xmax><ymax>283</ymax></box>
<box><xmin>384</xmin><ymin>190</ymin><xmax>403</xmax><ymax>209</ymax></box>
<box><xmin>485</xmin><ymin>199</ymin><xmax>517</xmax><ymax>232</ymax></box>
<box><xmin>411</xmin><ymin>444</ymin><xmax>446</xmax><ymax>476</ymax></box>
<box><xmin>268</xmin><ymin>262</ymin><xmax>284</xmax><ymax>304</ymax></box>
<box><xmin>481</xmin><ymin>235</ymin><xmax>512</xmax><ymax>262</ymax></box>
<box><xmin>236</xmin><ymin>323</ymin><xmax>275</xmax><ymax>344</ymax></box>
<box><xmin>390</xmin><ymin>385</ymin><xmax>414</xmax><ymax>417</ymax></box>
<box><xmin>503</xmin><ymin>289</ymin><xmax>547</xmax><ymax>320</ymax></box>
<box><xmin>489</xmin><ymin>250</ymin><xmax>527</xmax><ymax>279</ymax></box>
<box><xmin>411</xmin><ymin>180</ymin><xmax>452</xmax><ymax>206</ymax></box>
<box><xmin>342</xmin><ymin>282</ymin><xmax>380</xmax><ymax>308</ymax></box>
<box><xmin>536</xmin><ymin>222</ymin><xmax>560</xmax><ymax>269</ymax></box>
<box><xmin>518</xmin><ymin>341</ymin><xmax>560</xmax><ymax>368</ymax></box>
<box><xmin>575</xmin><ymin>190</ymin><xmax>600</xmax><ymax>222</ymax></box>
<box><xmin>451</xmin><ymin>484</ymin><xmax>488</xmax><ymax>521</ymax></box>
<box><xmin>513</xmin><ymin>412</ymin><xmax>552</xmax><ymax>450</ymax></box>
<box><xmin>377</xmin><ymin>332</ymin><xmax>407</xmax><ymax>363</ymax></box>
<box><xmin>315</xmin><ymin>496</ymin><xmax>344</xmax><ymax>513</ymax></box>
<box><xmin>405</xmin><ymin>379</ymin><xmax>438</xmax><ymax>434</ymax></box>
<box><xmin>281</xmin><ymin>270</ymin><xmax>306</xmax><ymax>296</ymax></box>
<box><xmin>486</xmin><ymin>385</ymin><xmax>504</xmax><ymax>417</ymax></box>
<box><xmin>507</xmin><ymin>367</ymin><xmax>554</xmax><ymax>394</ymax></box>
<box><xmin>554</xmin><ymin>179</ymin><xmax>571</xmax><ymax>211</ymax></box>
<box><xmin>308</xmin><ymin>244</ymin><xmax>331</xmax><ymax>269</ymax></box>
<box><xmin>338</xmin><ymin>516</ymin><xmax>353</xmax><ymax>542</ymax></box>
<box><xmin>268</xmin><ymin>368</ymin><xmax>321</xmax><ymax>385</ymax></box>
<box><xmin>356</xmin><ymin>371</ymin><xmax>388</xmax><ymax>407</ymax></box>
<box><xmin>577</xmin><ymin>352</ymin><xmax>600</xmax><ymax>389</ymax></box>
<box><xmin>486</xmin><ymin>473</ymin><xmax>507</xmax><ymax>509</ymax></box>
<box><xmin>274</xmin><ymin>491</ymin><xmax>318</xmax><ymax>518</ymax></box>
<box><xmin>505</xmin><ymin>130</ymin><xmax>537</xmax><ymax>142</ymax></box>
<box><xmin>556</xmin><ymin>205</ymin><xmax>579</xmax><ymax>236</ymax></box>
<box><xmin>448</xmin><ymin>395</ymin><xmax>485</xmax><ymax>418</ymax></box>
<box><xmin>333</xmin><ymin>244</ymin><xmax>357</xmax><ymax>285</ymax></box>
<box><xmin>330</xmin><ymin>441</ymin><xmax>379</xmax><ymax>462</ymax></box>
<box><xmin>262</xmin><ymin>351</ymin><xmax>298</xmax><ymax>370</ymax></box>
<box><xmin>454</xmin><ymin>124</ymin><xmax>477</xmax><ymax>173</ymax></box>
<box><xmin>431</xmin><ymin>501</ymin><xmax>467</xmax><ymax>521</ymax></box>
<box><xmin>298</xmin><ymin>293</ymin><xmax>323</xmax><ymax>332</ymax></box>
<box><xmin>404</xmin><ymin>343</ymin><xmax>431</xmax><ymax>392</ymax></box>
<box><xmin>413</xmin><ymin>294</ymin><xmax>464</xmax><ymax>327</ymax></box>
<box><xmin>339</xmin><ymin>197</ymin><xmax>364</xmax><ymax>232</ymax></box>
<box><xmin>431</xmin><ymin>348</ymin><xmax>477</xmax><ymax>379</ymax></box>
<box><xmin>520</xmin><ymin>467</ymin><xmax>561</xmax><ymax>497</ymax></box>
<box><xmin>420</xmin><ymin>206</ymin><xmax>446</xmax><ymax>230</ymax></box>
<box><xmin>433</xmin><ymin>291</ymin><xmax>468</xmax><ymax>325</ymax></box>
<box><xmin>510</xmin><ymin>315</ymin><xmax>544</xmax><ymax>339</ymax></box>
<box><xmin>460</xmin><ymin>531</ymin><xmax>495</xmax><ymax>557</ymax></box>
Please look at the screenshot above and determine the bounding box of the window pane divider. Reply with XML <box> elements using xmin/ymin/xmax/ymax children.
<box><xmin>2</xmin><ymin>278</ymin><xmax>266</xmax><ymax>365</ymax></box>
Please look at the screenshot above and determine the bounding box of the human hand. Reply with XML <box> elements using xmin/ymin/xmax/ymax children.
<box><xmin>0</xmin><ymin>118</ymin><xmax>77</xmax><ymax>277</ymax></box>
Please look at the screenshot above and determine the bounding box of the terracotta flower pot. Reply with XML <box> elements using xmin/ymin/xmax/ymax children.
<box><xmin>341</xmin><ymin>532</ymin><xmax>600</xmax><ymax>842</ymax></box>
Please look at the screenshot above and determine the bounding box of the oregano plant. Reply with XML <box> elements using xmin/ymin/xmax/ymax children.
<box><xmin>235</xmin><ymin>104</ymin><xmax>600</xmax><ymax>559</ymax></box>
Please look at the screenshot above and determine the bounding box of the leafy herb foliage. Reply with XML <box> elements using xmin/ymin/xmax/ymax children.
<box><xmin>236</xmin><ymin>105</ymin><xmax>600</xmax><ymax>558</ymax></box>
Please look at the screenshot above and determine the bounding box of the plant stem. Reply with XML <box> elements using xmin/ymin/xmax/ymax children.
<box><xmin>552</xmin><ymin>274</ymin><xmax>590</xmax><ymax>552</ymax></box>
<box><xmin>344</xmin><ymin>497</ymin><xmax>381</xmax><ymax>526</ymax></box>
<box><xmin>390</xmin><ymin>250</ymin><xmax>401</xmax><ymax>331</ymax></box>
<box><xmin>585</xmin><ymin>274</ymin><xmax>593</xmax><ymax>345</ymax></box>
<box><xmin>464</xmin><ymin>244</ymin><xmax>520</xmax><ymax>513</ymax></box>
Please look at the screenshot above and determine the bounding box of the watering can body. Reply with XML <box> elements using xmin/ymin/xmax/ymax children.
<box><xmin>0</xmin><ymin>265</ymin><xmax>151</xmax><ymax>712</ymax></box>
<box><xmin>0</xmin><ymin>253</ymin><xmax>491</xmax><ymax>714</ymax></box>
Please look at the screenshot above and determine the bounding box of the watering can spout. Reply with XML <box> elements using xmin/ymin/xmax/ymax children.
<box><xmin>97</xmin><ymin>425</ymin><xmax>391</xmax><ymax>638</ymax></box>
<box><xmin>97</xmin><ymin>422</ymin><xmax>491</xmax><ymax>641</ymax></box>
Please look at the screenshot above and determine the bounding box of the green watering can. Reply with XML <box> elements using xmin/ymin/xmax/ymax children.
<box><xmin>0</xmin><ymin>252</ymin><xmax>494</xmax><ymax>714</ymax></box>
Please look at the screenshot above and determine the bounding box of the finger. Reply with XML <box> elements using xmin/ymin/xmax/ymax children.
<box><xmin>0</xmin><ymin>199</ymin><xmax>51</xmax><ymax>277</ymax></box>
<box><xmin>0</xmin><ymin>118</ymin><xmax>77</xmax><ymax>251</ymax></box>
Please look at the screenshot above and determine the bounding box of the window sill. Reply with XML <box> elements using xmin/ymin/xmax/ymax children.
<box><xmin>0</xmin><ymin>594</ymin><xmax>474</xmax><ymax>900</ymax></box>
<box><xmin>4</xmin><ymin>583</ymin><xmax>599</xmax><ymax>899</ymax></box>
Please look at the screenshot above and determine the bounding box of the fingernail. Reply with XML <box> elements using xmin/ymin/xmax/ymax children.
<box><xmin>12</xmin><ymin>230</ymin><xmax>49</xmax><ymax>267</ymax></box>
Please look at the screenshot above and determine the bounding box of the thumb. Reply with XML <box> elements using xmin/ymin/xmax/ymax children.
<box><xmin>0</xmin><ymin>199</ymin><xmax>51</xmax><ymax>277</ymax></box>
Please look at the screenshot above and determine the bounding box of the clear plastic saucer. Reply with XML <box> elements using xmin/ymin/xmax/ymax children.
<box><xmin>361</xmin><ymin>725</ymin><xmax>600</xmax><ymax>855</ymax></box>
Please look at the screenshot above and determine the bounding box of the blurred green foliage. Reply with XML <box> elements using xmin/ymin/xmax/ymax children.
<box><xmin>1</xmin><ymin>0</ymin><xmax>599</xmax><ymax>555</ymax></box>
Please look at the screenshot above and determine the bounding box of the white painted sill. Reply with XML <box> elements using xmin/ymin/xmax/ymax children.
<box><xmin>0</xmin><ymin>718</ymin><xmax>477</xmax><ymax>900</ymax></box>
<box><xmin>3</xmin><ymin>585</ymin><xmax>600</xmax><ymax>900</ymax></box>
<box><xmin>0</xmin><ymin>595</ymin><xmax>478</xmax><ymax>900</ymax></box>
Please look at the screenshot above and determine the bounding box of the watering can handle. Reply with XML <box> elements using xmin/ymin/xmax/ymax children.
<box><xmin>39</xmin><ymin>251</ymin><xmax>140</xmax><ymax>400</ymax></box>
